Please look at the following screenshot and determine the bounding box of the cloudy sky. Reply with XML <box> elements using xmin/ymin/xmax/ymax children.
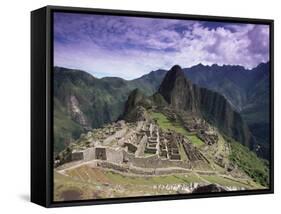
<box><xmin>54</xmin><ymin>12</ymin><xmax>269</xmax><ymax>80</ymax></box>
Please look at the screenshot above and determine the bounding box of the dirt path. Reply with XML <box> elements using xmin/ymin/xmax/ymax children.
<box><xmin>57</xmin><ymin>160</ymin><xmax>235</xmax><ymax>181</ymax></box>
<box><xmin>58</xmin><ymin>160</ymin><xmax>97</xmax><ymax>175</ymax></box>
<box><xmin>194</xmin><ymin>172</ymin><xmax>211</xmax><ymax>184</ymax></box>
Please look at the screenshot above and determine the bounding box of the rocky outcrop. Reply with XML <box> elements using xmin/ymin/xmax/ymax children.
<box><xmin>159</xmin><ymin>65</ymin><xmax>198</xmax><ymax>113</ymax></box>
<box><xmin>158</xmin><ymin>65</ymin><xmax>256</xmax><ymax>149</ymax></box>
<box><xmin>192</xmin><ymin>184</ymin><xmax>227</xmax><ymax>193</ymax></box>
<box><xmin>68</xmin><ymin>95</ymin><xmax>89</xmax><ymax>128</ymax></box>
<box><xmin>194</xmin><ymin>87</ymin><xmax>254</xmax><ymax>148</ymax></box>
<box><xmin>121</xmin><ymin>89</ymin><xmax>152</xmax><ymax>122</ymax></box>
<box><xmin>122</xmin><ymin>89</ymin><xmax>152</xmax><ymax>115</ymax></box>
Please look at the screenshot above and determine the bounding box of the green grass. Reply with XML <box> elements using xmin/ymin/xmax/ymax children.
<box><xmin>143</xmin><ymin>152</ymin><xmax>155</xmax><ymax>157</ymax></box>
<box><xmin>229</xmin><ymin>141</ymin><xmax>269</xmax><ymax>187</ymax></box>
<box><xmin>53</xmin><ymin>171</ymin><xmax>103</xmax><ymax>201</ymax></box>
<box><xmin>105</xmin><ymin>171</ymin><xmax>202</xmax><ymax>185</ymax></box>
<box><xmin>63</xmin><ymin>165</ymin><xmax>203</xmax><ymax>186</ymax></box>
<box><xmin>151</xmin><ymin>112</ymin><xmax>190</xmax><ymax>137</ymax></box>
<box><xmin>54</xmin><ymin>167</ymin><xmax>207</xmax><ymax>200</ymax></box>
<box><xmin>150</xmin><ymin>112</ymin><xmax>204</xmax><ymax>147</ymax></box>
<box><xmin>55</xmin><ymin>163</ymin><xmax>262</xmax><ymax>201</ymax></box>
<box><xmin>178</xmin><ymin>143</ymin><xmax>188</xmax><ymax>161</ymax></box>
<box><xmin>200</xmin><ymin>175</ymin><xmax>259</xmax><ymax>189</ymax></box>
<box><xmin>185</xmin><ymin>134</ymin><xmax>204</xmax><ymax>147</ymax></box>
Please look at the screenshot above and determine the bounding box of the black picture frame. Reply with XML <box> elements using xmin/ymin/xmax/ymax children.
<box><xmin>31</xmin><ymin>5</ymin><xmax>274</xmax><ymax>208</ymax></box>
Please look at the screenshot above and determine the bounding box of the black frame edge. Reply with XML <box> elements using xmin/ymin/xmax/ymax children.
<box><xmin>45</xmin><ymin>5</ymin><xmax>273</xmax><ymax>23</ymax></box>
<box><xmin>270</xmin><ymin>20</ymin><xmax>274</xmax><ymax>193</ymax></box>
<box><xmin>31</xmin><ymin>5</ymin><xmax>274</xmax><ymax>208</ymax></box>
<box><xmin>31</xmin><ymin>6</ymin><xmax>48</xmax><ymax>207</ymax></box>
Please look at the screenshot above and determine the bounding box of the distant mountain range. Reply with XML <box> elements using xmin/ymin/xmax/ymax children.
<box><xmin>183</xmin><ymin>63</ymin><xmax>270</xmax><ymax>159</ymax></box>
<box><xmin>53</xmin><ymin>62</ymin><xmax>270</xmax><ymax>159</ymax></box>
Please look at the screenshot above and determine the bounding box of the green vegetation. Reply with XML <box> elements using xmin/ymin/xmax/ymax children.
<box><xmin>53</xmin><ymin>67</ymin><xmax>166</xmax><ymax>153</ymax></box>
<box><xmin>178</xmin><ymin>143</ymin><xmax>188</xmax><ymax>161</ymax></box>
<box><xmin>105</xmin><ymin>171</ymin><xmax>201</xmax><ymax>185</ymax></box>
<box><xmin>54</xmin><ymin>171</ymin><xmax>103</xmax><ymax>201</ymax></box>
<box><xmin>53</xmin><ymin>98</ymin><xmax>84</xmax><ymax>154</ymax></box>
<box><xmin>54</xmin><ymin>166</ymin><xmax>206</xmax><ymax>201</ymax></box>
<box><xmin>185</xmin><ymin>134</ymin><xmax>204</xmax><ymax>147</ymax></box>
<box><xmin>61</xmin><ymin>165</ymin><xmax>202</xmax><ymax>186</ymax></box>
<box><xmin>229</xmin><ymin>141</ymin><xmax>269</xmax><ymax>187</ymax></box>
<box><xmin>150</xmin><ymin>111</ymin><xmax>204</xmax><ymax>147</ymax></box>
<box><xmin>54</xmin><ymin>164</ymin><xmax>262</xmax><ymax>201</ymax></box>
<box><xmin>143</xmin><ymin>152</ymin><xmax>154</xmax><ymax>157</ymax></box>
<box><xmin>150</xmin><ymin>112</ymin><xmax>186</xmax><ymax>133</ymax></box>
<box><xmin>200</xmin><ymin>175</ymin><xmax>261</xmax><ymax>189</ymax></box>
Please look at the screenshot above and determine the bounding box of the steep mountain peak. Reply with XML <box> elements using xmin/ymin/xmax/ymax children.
<box><xmin>157</xmin><ymin>65</ymin><xmax>186</xmax><ymax>90</ymax></box>
<box><xmin>156</xmin><ymin>64</ymin><xmax>256</xmax><ymax>150</ymax></box>
<box><xmin>124</xmin><ymin>88</ymin><xmax>146</xmax><ymax>111</ymax></box>
<box><xmin>158</xmin><ymin>65</ymin><xmax>196</xmax><ymax>112</ymax></box>
<box><xmin>121</xmin><ymin>88</ymin><xmax>153</xmax><ymax>122</ymax></box>
<box><xmin>168</xmin><ymin>65</ymin><xmax>185</xmax><ymax>78</ymax></box>
<box><xmin>194</xmin><ymin>63</ymin><xmax>205</xmax><ymax>68</ymax></box>
<box><xmin>158</xmin><ymin>65</ymin><xmax>187</xmax><ymax>90</ymax></box>
<box><xmin>171</xmin><ymin>64</ymin><xmax>182</xmax><ymax>72</ymax></box>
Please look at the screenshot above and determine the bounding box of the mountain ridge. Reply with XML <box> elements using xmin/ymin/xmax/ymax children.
<box><xmin>53</xmin><ymin>62</ymin><xmax>269</xmax><ymax>159</ymax></box>
<box><xmin>124</xmin><ymin>65</ymin><xmax>255</xmax><ymax>149</ymax></box>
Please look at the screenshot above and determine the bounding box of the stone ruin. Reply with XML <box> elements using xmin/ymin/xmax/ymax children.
<box><xmin>182</xmin><ymin>138</ymin><xmax>209</xmax><ymax>163</ymax></box>
<box><xmin>95</xmin><ymin>147</ymin><xmax>106</xmax><ymax>160</ymax></box>
<box><xmin>166</xmin><ymin>134</ymin><xmax>181</xmax><ymax>160</ymax></box>
<box><xmin>184</xmin><ymin>117</ymin><xmax>208</xmax><ymax>132</ymax></box>
<box><xmin>145</xmin><ymin>132</ymin><xmax>158</xmax><ymax>154</ymax></box>
<box><xmin>56</xmin><ymin>119</ymin><xmax>211</xmax><ymax>173</ymax></box>
<box><xmin>70</xmin><ymin>146</ymin><xmax>124</xmax><ymax>164</ymax></box>
<box><xmin>160</xmin><ymin>109</ymin><xmax>219</xmax><ymax>146</ymax></box>
<box><xmin>159</xmin><ymin>134</ymin><xmax>168</xmax><ymax>158</ymax></box>
<box><xmin>179</xmin><ymin>113</ymin><xmax>219</xmax><ymax>146</ymax></box>
<box><xmin>197</xmin><ymin>129</ymin><xmax>218</xmax><ymax>145</ymax></box>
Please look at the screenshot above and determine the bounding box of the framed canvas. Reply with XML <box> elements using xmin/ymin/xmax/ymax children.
<box><xmin>31</xmin><ymin>5</ymin><xmax>274</xmax><ymax>207</ymax></box>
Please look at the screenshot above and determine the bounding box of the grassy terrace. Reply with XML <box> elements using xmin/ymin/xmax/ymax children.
<box><xmin>54</xmin><ymin>166</ymin><xmax>204</xmax><ymax>201</ymax></box>
<box><xmin>150</xmin><ymin>111</ymin><xmax>204</xmax><ymax>147</ymax></box>
<box><xmin>61</xmin><ymin>165</ymin><xmax>202</xmax><ymax>185</ymax></box>
<box><xmin>200</xmin><ymin>174</ymin><xmax>262</xmax><ymax>189</ymax></box>
<box><xmin>54</xmin><ymin>165</ymin><xmax>262</xmax><ymax>201</ymax></box>
<box><xmin>105</xmin><ymin>171</ymin><xmax>201</xmax><ymax>185</ymax></box>
<box><xmin>104</xmin><ymin>170</ymin><xmax>261</xmax><ymax>190</ymax></box>
<box><xmin>178</xmin><ymin>143</ymin><xmax>188</xmax><ymax>161</ymax></box>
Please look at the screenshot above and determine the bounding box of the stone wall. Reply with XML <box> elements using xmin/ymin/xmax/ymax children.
<box><xmin>129</xmin><ymin>165</ymin><xmax>191</xmax><ymax>175</ymax></box>
<box><xmin>71</xmin><ymin>150</ymin><xmax>84</xmax><ymax>161</ymax></box>
<box><xmin>124</xmin><ymin>142</ymin><xmax>138</xmax><ymax>153</ymax></box>
<box><xmin>106</xmin><ymin>148</ymin><xmax>124</xmax><ymax>164</ymax></box>
<box><xmin>103</xmin><ymin>128</ymin><xmax>127</xmax><ymax>145</ymax></box>
<box><xmin>135</xmin><ymin>135</ymin><xmax>147</xmax><ymax>157</ymax></box>
<box><xmin>83</xmin><ymin>147</ymin><xmax>95</xmax><ymax>161</ymax></box>
<box><xmin>96</xmin><ymin>160</ymin><xmax>191</xmax><ymax>176</ymax></box>
<box><xmin>97</xmin><ymin>161</ymin><xmax>129</xmax><ymax>173</ymax></box>
<box><xmin>124</xmin><ymin>151</ymin><xmax>191</xmax><ymax>169</ymax></box>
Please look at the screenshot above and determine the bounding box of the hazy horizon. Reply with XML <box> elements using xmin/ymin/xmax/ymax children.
<box><xmin>54</xmin><ymin>60</ymin><xmax>269</xmax><ymax>81</ymax></box>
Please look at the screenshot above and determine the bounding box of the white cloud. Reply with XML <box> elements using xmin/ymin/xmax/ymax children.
<box><xmin>54</xmin><ymin>13</ymin><xmax>270</xmax><ymax>79</ymax></box>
